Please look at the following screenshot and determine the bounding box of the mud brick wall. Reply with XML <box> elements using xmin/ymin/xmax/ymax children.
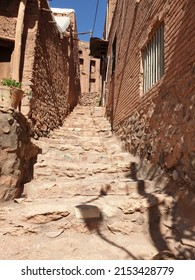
<box><xmin>0</xmin><ymin>0</ymin><xmax>20</xmax><ymax>38</ymax></box>
<box><xmin>21</xmin><ymin>0</ymin><xmax>39</xmax><ymax>89</ymax></box>
<box><xmin>0</xmin><ymin>108</ymin><xmax>39</xmax><ymax>201</ymax></box>
<box><xmin>105</xmin><ymin>0</ymin><xmax>195</xmax><ymax>189</ymax></box>
<box><xmin>28</xmin><ymin>0</ymin><xmax>80</xmax><ymax>137</ymax></box>
<box><xmin>0</xmin><ymin>0</ymin><xmax>80</xmax><ymax>137</ymax></box>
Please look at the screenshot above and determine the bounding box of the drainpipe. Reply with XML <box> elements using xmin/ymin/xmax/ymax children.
<box><xmin>12</xmin><ymin>0</ymin><xmax>27</xmax><ymax>83</ymax></box>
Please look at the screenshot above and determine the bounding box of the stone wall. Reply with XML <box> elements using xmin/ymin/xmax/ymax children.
<box><xmin>27</xmin><ymin>0</ymin><xmax>80</xmax><ymax>137</ymax></box>
<box><xmin>80</xmin><ymin>92</ymin><xmax>101</xmax><ymax>107</ymax></box>
<box><xmin>115</xmin><ymin>78</ymin><xmax>195</xmax><ymax>188</ymax></box>
<box><xmin>105</xmin><ymin>0</ymin><xmax>195</xmax><ymax>190</ymax></box>
<box><xmin>0</xmin><ymin>0</ymin><xmax>81</xmax><ymax>137</ymax></box>
<box><xmin>0</xmin><ymin>107</ymin><xmax>39</xmax><ymax>201</ymax></box>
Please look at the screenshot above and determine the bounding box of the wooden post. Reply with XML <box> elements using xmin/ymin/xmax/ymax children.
<box><xmin>12</xmin><ymin>0</ymin><xmax>27</xmax><ymax>83</ymax></box>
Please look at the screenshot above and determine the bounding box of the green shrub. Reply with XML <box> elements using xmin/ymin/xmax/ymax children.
<box><xmin>1</xmin><ymin>78</ymin><xmax>22</xmax><ymax>89</ymax></box>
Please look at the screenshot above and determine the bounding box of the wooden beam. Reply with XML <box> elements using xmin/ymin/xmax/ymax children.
<box><xmin>0</xmin><ymin>35</ymin><xmax>15</xmax><ymax>42</ymax></box>
<box><xmin>12</xmin><ymin>0</ymin><xmax>27</xmax><ymax>83</ymax></box>
<box><xmin>41</xmin><ymin>8</ymin><xmax>52</xmax><ymax>13</ymax></box>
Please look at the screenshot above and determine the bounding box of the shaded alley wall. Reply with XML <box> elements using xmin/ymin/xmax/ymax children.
<box><xmin>105</xmin><ymin>0</ymin><xmax>195</xmax><ymax>190</ymax></box>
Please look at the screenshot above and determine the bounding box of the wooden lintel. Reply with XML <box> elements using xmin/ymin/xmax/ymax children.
<box><xmin>0</xmin><ymin>35</ymin><xmax>15</xmax><ymax>42</ymax></box>
<box><xmin>41</xmin><ymin>8</ymin><xmax>52</xmax><ymax>13</ymax></box>
<box><xmin>48</xmin><ymin>21</ymin><xmax>56</xmax><ymax>24</ymax></box>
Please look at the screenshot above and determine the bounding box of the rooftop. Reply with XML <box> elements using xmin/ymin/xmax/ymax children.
<box><xmin>51</xmin><ymin>8</ymin><xmax>75</xmax><ymax>14</ymax></box>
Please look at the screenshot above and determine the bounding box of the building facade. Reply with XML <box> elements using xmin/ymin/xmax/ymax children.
<box><xmin>103</xmin><ymin>0</ymin><xmax>195</xmax><ymax>189</ymax></box>
<box><xmin>79</xmin><ymin>40</ymin><xmax>101</xmax><ymax>106</ymax></box>
<box><xmin>0</xmin><ymin>0</ymin><xmax>81</xmax><ymax>137</ymax></box>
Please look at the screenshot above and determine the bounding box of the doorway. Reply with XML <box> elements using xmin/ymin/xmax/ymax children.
<box><xmin>0</xmin><ymin>39</ymin><xmax>14</xmax><ymax>80</ymax></box>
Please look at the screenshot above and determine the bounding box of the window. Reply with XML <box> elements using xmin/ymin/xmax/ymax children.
<box><xmin>142</xmin><ymin>23</ymin><xmax>164</xmax><ymax>93</ymax></box>
<box><xmin>90</xmin><ymin>60</ymin><xmax>96</xmax><ymax>74</ymax></box>
<box><xmin>79</xmin><ymin>58</ymin><xmax>84</xmax><ymax>65</ymax></box>
<box><xmin>79</xmin><ymin>50</ymin><xmax>82</xmax><ymax>55</ymax></box>
<box><xmin>0</xmin><ymin>39</ymin><xmax>14</xmax><ymax>81</ymax></box>
<box><xmin>79</xmin><ymin>58</ymin><xmax>84</xmax><ymax>71</ymax></box>
<box><xmin>89</xmin><ymin>78</ymin><xmax>96</xmax><ymax>93</ymax></box>
<box><xmin>112</xmin><ymin>36</ymin><xmax>116</xmax><ymax>74</ymax></box>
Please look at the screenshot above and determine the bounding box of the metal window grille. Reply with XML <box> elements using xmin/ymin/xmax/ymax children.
<box><xmin>112</xmin><ymin>36</ymin><xmax>117</xmax><ymax>74</ymax></box>
<box><xmin>142</xmin><ymin>23</ymin><xmax>164</xmax><ymax>93</ymax></box>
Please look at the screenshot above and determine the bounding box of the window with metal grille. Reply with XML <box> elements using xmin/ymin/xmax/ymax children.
<box><xmin>112</xmin><ymin>36</ymin><xmax>117</xmax><ymax>75</ymax></box>
<box><xmin>142</xmin><ymin>23</ymin><xmax>164</xmax><ymax>93</ymax></box>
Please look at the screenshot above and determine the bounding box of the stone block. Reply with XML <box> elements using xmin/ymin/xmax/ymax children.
<box><xmin>75</xmin><ymin>205</ymin><xmax>101</xmax><ymax>219</ymax></box>
<box><xmin>21</xmin><ymin>204</ymin><xmax>70</xmax><ymax>224</ymax></box>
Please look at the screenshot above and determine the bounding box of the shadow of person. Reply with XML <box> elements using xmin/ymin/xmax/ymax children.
<box><xmin>130</xmin><ymin>162</ymin><xmax>170</xmax><ymax>252</ymax></box>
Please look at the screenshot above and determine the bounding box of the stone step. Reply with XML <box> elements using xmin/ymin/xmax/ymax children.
<box><xmin>33</xmin><ymin>161</ymin><xmax>131</xmax><ymax>180</ymax></box>
<box><xmin>24</xmin><ymin>178</ymin><xmax>142</xmax><ymax>199</ymax></box>
<box><xmin>34</xmin><ymin>138</ymin><xmax>124</xmax><ymax>155</ymax></box>
<box><xmin>63</xmin><ymin>111</ymin><xmax>107</xmax><ymax>118</ymax></box>
<box><xmin>63</xmin><ymin>121</ymin><xmax>110</xmax><ymax>129</ymax></box>
<box><xmin>33</xmin><ymin>168</ymin><xmax>130</xmax><ymax>181</ymax></box>
<box><xmin>56</xmin><ymin>125</ymin><xmax>111</xmax><ymax>132</ymax></box>
<box><xmin>37</xmin><ymin>151</ymin><xmax>131</xmax><ymax>164</ymax></box>
<box><xmin>15</xmin><ymin>192</ymin><xmax>171</xmax><ymax>235</ymax></box>
<box><xmin>72</xmin><ymin>106</ymin><xmax>105</xmax><ymax>115</ymax></box>
<box><xmin>49</xmin><ymin>133</ymin><xmax>113</xmax><ymax>141</ymax></box>
<box><xmin>57</xmin><ymin>121</ymin><xmax>99</xmax><ymax>126</ymax></box>
<box><xmin>38</xmin><ymin>133</ymin><xmax>118</xmax><ymax>143</ymax></box>
<box><xmin>50</xmin><ymin>130</ymin><xmax>112</xmax><ymax>138</ymax></box>
<box><xmin>36</xmin><ymin>137</ymin><xmax>102</xmax><ymax>147</ymax></box>
<box><xmin>65</xmin><ymin>114</ymin><xmax>106</xmax><ymax>122</ymax></box>
<box><xmin>34</xmin><ymin>159</ymin><xmax>131</xmax><ymax>169</ymax></box>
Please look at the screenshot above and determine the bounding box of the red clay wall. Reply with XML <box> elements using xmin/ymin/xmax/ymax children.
<box><xmin>105</xmin><ymin>0</ymin><xmax>195</xmax><ymax>188</ymax></box>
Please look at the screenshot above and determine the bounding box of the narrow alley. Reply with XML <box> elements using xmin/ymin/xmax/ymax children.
<box><xmin>0</xmin><ymin>105</ymin><xmax>190</xmax><ymax>260</ymax></box>
<box><xmin>0</xmin><ymin>0</ymin><xmax>195</xmax><ymax>263</ymax></box>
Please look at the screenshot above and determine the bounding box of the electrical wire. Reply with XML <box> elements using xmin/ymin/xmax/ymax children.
<box><xmin>92</xmin><ymin>0</ymin><xmax>99</xmax><ymax>37</ymax></box>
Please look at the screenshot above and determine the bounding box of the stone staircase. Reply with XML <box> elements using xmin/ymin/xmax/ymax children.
<box><xmin>0</xmin><ymin>105</ymin><xmax>178</xmax><ymax>260</ymax></box>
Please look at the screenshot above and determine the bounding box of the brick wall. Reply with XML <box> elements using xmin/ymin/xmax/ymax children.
<box><xmin>105</xmin><ymin>0</ymin><xmax>195</xmax><ymax>189</ymax></box>
<box><xmin>105</xmin><ymin>0</ymin><xmax>117</xmax><ymax>39</ymax></box>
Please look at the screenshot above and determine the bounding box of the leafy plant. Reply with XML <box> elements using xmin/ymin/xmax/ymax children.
<box><xmin>1</xmin><ymin>78</ymin><xmax>22</xmax><ymax>89</ymax></box>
